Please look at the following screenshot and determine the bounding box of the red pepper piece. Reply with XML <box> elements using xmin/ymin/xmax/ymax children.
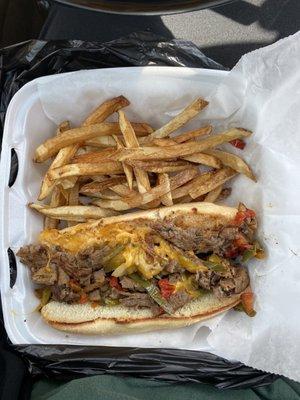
<box><xmin>229</xmin><ymin>139</ymin><xmax>246</xmax><ymax>149</ymax></box>
<box><xmin>79</xmin><ymin>293</ymin><xmax>88</xmax><ymax>304</ymax></box>
<box><xmin>235</xmin><ymin>235</ymin><xmax>253</xmax><ymax>251</ymax></box>
<box><xmin>234</xmin><ymin>209</ymin><xmax>256</xmax><ymax>225</ymax></box>
<box><xmin>241</xmin><ymin>291</ymin><xmax>256</xmax><ymax>317</ymax></box>
<box><xmin>158</xmin><ymin>279</ymin><xmax>175</xmax><ymax>299</ymax></box>
<box><xmin>109</xmin><ymin>276</ymin><xmax>122</xmax><ymax>291</ymax></box>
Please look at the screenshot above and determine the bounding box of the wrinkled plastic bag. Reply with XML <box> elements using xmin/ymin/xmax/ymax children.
<box><xmin>0</xmin><ymin>32</ymin><xmax>223</xmax><ymax>135</ymax></box>
<box><xmin>14</xmin><ymin>345</ymin><xmax>276</xmax><ymax>389</ymax></box>
<box><xmin>0</xmin><ymin>32</ymin><xmax>276</xmax><ymax>389</ymax></box>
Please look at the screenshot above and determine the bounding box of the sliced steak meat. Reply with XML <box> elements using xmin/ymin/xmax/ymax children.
<box><xmin>17</xmin><ymin>224</ymin><xmax>252</xmax><ymax>308</ymax></box>
<box><xmin>51</xmin><ymin>249</ymin><xmax>92</xmax><ymax>278</ymax></box>
<box><xmin>151</xmin><ymin>219</ymin><xmax>254</xmax><ymax>257</ymax></box>
<box><xmin>83</xmin><ymin>283</ymin><xmax>101</xmax><ymax>293</ymax></box>
<box><xmin>218</xmin><ymin>279</ymin><xmax>236</xmax><ymax>295</ymax></box>
<box><xmin>78</xmin><ymin>275</ymin><xmax>91</xmax><ymax>287</ymax></box>
<box><xmin>150</xmin><ymin>306</ymin><xmax>164</xmax><ymax>317</ymax></box>
<box><xmin>31</xmin><ymin>264</ymin><xmax>57</xmax><ymax>285</ymax></box>
<box><xmin>51</xmin><ymin>285</ymin><xmax>80</xmax><ymax>303</ymax></box>
<box><xmin>17</xmin><ymin>245</ymin><xmax>49</xmax><ymax>273</ymax></box>
<box><xmin>100</xmin><ymin>282</ymin><xmax>110</xmax><ymax>293</ymax></box>
<box><xmin>82</xmin><ymin>270</ymin><xmax>105</xmax><ymax>292</ymax></box>
<box><xmin>77</xmin><ymin>245</ymin><xmax>111</xmax><ymax>271</ymax></box>
<box><xmin>168</xmin><ymin>290</ymin><xmax>193</xmax><ymax>311</ymax></box>
<box><xmin>119</xmin><ymin>292</ymin><xmax>155</xmax><ymax>308</ymax></box>
<box><xmin>198</xmin><ymin>265</ymin><xmax>250</xmax><ymax>299</ymax></box>
<box><xmin>219</xmin><ymin>227</ymin><xmax>239</xmax><ymax>241</ymax></box>
<box><xmin>231</xmin><ymin>267</ymin><xmax>250</xmax><ymax>294</ymax></box>
<box><xmin>197</xmin><ymin>270</ymin><xmax>214</xmax><ymax>291</ymax></box>
<box><xmin>93</xmin><ymin>270</ymin><xmax>106</xmax><ymax>285</ymax></box>
<box><xmin>57</xmin><ymin>267</ymin><xmax>69</xmax><ymax>286</ymax></box>
<box><xmin>152</xmin><ymin>220</ymin><xmax>229</xmax><ymax>255</ymax></box>
<box><xmin>168</xmin><ymin>272</ymin><xmax>183</xmax><ymax>284</ymax></box>
<box><xmin>88</xmin><ymin>290</ymin><xmax>101</xmax><ymax>302</ymax></box>
<box><xmin>109</xmin><ymin>287</ymin><xmax>127</xmax><ymax>299</ymax></box>
<box><xmin>151</xmin><ymin>221</ymin><xmax>201</xmax><ymax>251</ymax></box>
<box><xmin>119</xmin><ymin>276</ymin><xmax>145</xmax><ymax>292</ymax></box>
<box><xmin>211</xmin><ymin>267</ymin><xmax>250</xmax><ymax>298</ymax></box>
<box><xmin>164</xmin><ymin>260</ymin><xmax>184</xmax><ymax>274</ymax></box>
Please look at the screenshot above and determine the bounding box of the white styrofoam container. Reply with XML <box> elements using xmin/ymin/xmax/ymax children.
<box><xmin>0</xmin><ymin>67</ymin><xmax>227</xmax><ymax>345</ymax></box>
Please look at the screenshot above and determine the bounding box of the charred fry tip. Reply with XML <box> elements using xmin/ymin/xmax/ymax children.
<box><xmin>118</xmin><ymin>95</ymin><xmax>130</xmax><ymax>103</ymax></box>
<box><xmin>200</xmin><ymin>99</ymin><xmax>209</xmax><ymax>107</ymax></box>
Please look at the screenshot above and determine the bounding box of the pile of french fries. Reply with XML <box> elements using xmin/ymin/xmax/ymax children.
<box><xmin>29</xmin><ymin>95</ymin><xmax>256</xmax><ymax>228</ymax></box>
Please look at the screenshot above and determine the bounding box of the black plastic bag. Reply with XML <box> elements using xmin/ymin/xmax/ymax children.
<box><xmin>0</xmin><ymin>32</ymin><xmax>276</xmax><ymax>389</ymax></box>
<box><xmin>14</xmin><ymin>345</ymin><xmax>276</xmax><ymax>389</ymax></box>
<box><xmin>0</xmin><ymin>32</ymin><xmax>223</xmax><ymax>134</ymax></box>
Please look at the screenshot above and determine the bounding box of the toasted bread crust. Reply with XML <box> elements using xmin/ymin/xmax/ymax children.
<box><xmin>41</xmin><ymin>290</ymin><xmax>245</xmax><ymax>335</ymax></box>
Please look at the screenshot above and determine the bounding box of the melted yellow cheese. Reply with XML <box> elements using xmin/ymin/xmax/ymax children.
<box><xmin>39</xmin><ymin>221</ymin><xmax>206</xmax><ymax>280</ymax></box>
<box><xmin>174</xmin><ymin>276</ymin><xmax>201</xmax><ymax>298</ymax></box>
<box><xmin>39</xmin><ymin>222</ymin><xmax>137</xmax><ymax>253</ymax></box>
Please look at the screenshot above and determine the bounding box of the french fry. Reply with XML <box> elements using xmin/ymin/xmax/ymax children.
<box><xmin>204</xmin><ymin>184</ymin><xmax>223</xmax><ymax>203</ymax></box>
<box><xmin>57</xmin><ymin>121</ymin><xmax>70</xmax><ymax>132</ymax></box>
<box><xmin>50</xmin><ymin>98</ymin><xmax>125</xmax><ymax>192</ymax></box>
<box><xmin>110</xmin><ymin>184</ymin><xmax>137</xmax><ymax>197</ymax></box>
<box><xmin>82</xmin><ymin>96</ymin><xmax>130</xmax><ymax>126</ymax></box>
<box><xmin>68</xmin><ymin>182</ymin><xmax>80</xmax><ymax>206</ymax></box>
<box><xmin>119</xmin><ymin>122</ymin><xmax>154</xmax><ymax>136</ymax></box>
<box><xmin>173</xmin><ymin>194</ymin><xmax>193</xmax><ymax>204</ymax></box>
<box><xmin>122</xmin><ymin>166</ymin><xmax>136</xmax><ymax>192</ymax></box>
<box><xmin>147</xmin><ymin>138</ymin><xmax>178</xmax><ymax>147</ymax></box>
<box><xmin>34</xmin><ymin>122</ymin><xmax>124</xmax><ymax>162</ymax></box>
<box><xmin>93</xmin><ymin>178</ymin><xmax>169</xmax><ymax>211</ymax></box>
<box><xmin>60</xmin><ymin>177</ymin><xmax>78</xmax><ymax>190</ymax></box>
<box><xmin>66</xmin><ymin>182</ymin><xmax>80</xmax><ymax>227</ymax></box>
<box><xmin>204</xmin><ymin>149</ymin><xmax>256</xmax><ymax>181</ymax></box>
<box><xmin>149</xmin><ymin>97</ymin><xmax>209</xmax><ymax>139</ymax></box>
<box><xmin>92</xmin><ymin>198</ymin><xmax>131</xmax><ymax>211</ymax></box>
<box><xmin>113</xmin><ymin>135</ymin><xmax>134</xmax><ymax>190</ymax></box>
<box><xmin>80</xmin><ymin>177</ymin><xmax>127</xmax><ymax>195</ymax></box>
<box><xmin>41</xmin><ymin>97</ymin><xmax>121</xmax><ymax>196</ymax></box>
<box><xmin>93</xmin><ymin>168</ymin><xmax>198</xmax><ymax>211</ymax></box>
<box><xmin>173</xmin><ymin>125</ymin><xmax>212</xmax><ymax>143</ymax></box>
<box><xmin>189</xmin><ymin>167</ymin><xmax>237</xmax><ymax>199</ymax></box>
<box><xmin>127</xmin><ymin>160</ymin><xmax>191</xmax><ymax>173</ymax></box>
<box><xmin>85</xmin><ymin>123</ymin><xmax>194</xmax><ymax>148</ymax></box>
<box><xmin>173</xmin><ymin>194</ymin><xmax>205</xmax><ymax>204</ymax></box>
<box><xmin>32</xmin><ymin>95</ymin><xmax>256</xmax><ymax>225</ymax></box>
<box><xmin>89</xmin><ymin>190</ymin><xmax>123</xmax><ymax>200</ymax></box>
<box><xmin>90</xmin><ymin>175</ymin><xmax>110</xmax><ymax>183</ymax></box>
<box><xmin>130</xmin><ymin>122</ymin><xmax>154</xmax><ymax>135</ymax></box>
<box><xmin>114</xmin><ymin>129</ymin><xmax>252</xmax><ymax>162</ymax></box>
<box><xmin>84</xmin><ymin>123</ymin><xmax>153</xmax><ymax>146</ymax></box>
<box><xmin>49</xmin><ymin>162</ymin><xmax>124</xmax><ymax>181</ymax></box>
<box><xmin>158</xmin><ymin>173</ymin><xmax>173</xmax><ymax>206</ymax></box>
<box><xmin>117</xmin><ymin>111</ymin><xmax>142</xmax><ymax>148</ymax></box>
<box><xmin>30</xmin><ymin>203</ymin><xmax>118</xmax><ymax>221</ymax></box>
<box><xmin>181</xmin><ymin>153</ymin><xmax>222</xmax><ymax>168</ymax></box>
<box><xmin>72</xmin><ymin>148</ymin><xmax>116</xmax><ymax>164</ymax></box>
<box><xmin>85</xmin><ymin>135</ymin><xmax>118</xmax><ymax>148</ymax></box>
<box><xmin>119</xmin><ymin>110</ymin><xmax>151</xmax><ymax>194</ymax></box>
<box><xmin>44</xmin><ymin>186</ymin><xmax>65</xmax><ymax>229</ymax></box>
<box><xmin>38</xmin><ymin>121</ymin><xmax>76</xmax><ymax>200</ymax></box>
<box><xmin>169</xmin><ymin>167</ymin><xmax>199</xmax><ymax>190</ymax></box>
<box><xmin>172</xmin><ymin>170</ymin><xmax>215</xmax><ymax>200</ymax></box>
